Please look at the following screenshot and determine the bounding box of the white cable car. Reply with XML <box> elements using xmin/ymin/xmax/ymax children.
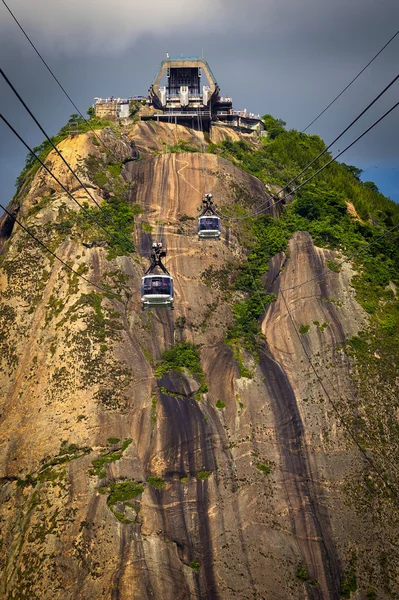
<box><xmin>141</xmin><ymin>274</ymin><xmax>174</xmax><ymax>309</ymax></box>
<box><xmin>198</xmin><ymin>193</ymin><xmax>221</xmax><ymax>239</ymax></box>
<box><xmin>198</xmin><ymin>215</ymin><xmax>221</xmax><ymax>239</ymax></box>
<box><xmin>141</xmin><ymin>243</ymin><xmax>174</xmax><ymax>310</ymax></box>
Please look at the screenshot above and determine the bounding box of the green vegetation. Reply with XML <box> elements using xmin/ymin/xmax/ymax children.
<box><xmin>77</xmin><ymin>154</ymin><xmax>142</xmax><ymax>258</ymax></box>
<box><xmin>295</xmin><ymin>563</ymin><xmax>318</xmax><ymax>586</ymax></box>
<box><xmin>15</xmin><ymin>114</ymin><xmax>113</xmax><ymax>196</ymax></box>
<box><xmin>313</xmin><ymin>320</ymin><xmax>329</xmax><ymax>332</ymax></box>
<box><xmin>107</xmin><ymin>437</ymin><xmax>121</xmax><ymax>445</ymax></box>
<box><xmin>129</xmin><ymin>99</ymin><xmax>144</xmax><ymax>117</ymax></box>
<box><xmin>17</xmin><ymin>443</ymin><xmax>91</xmax><ymax>488</ymax></box>
<box><xmin>299</xmin><ymin>324</ymin><xmax>310</xmax><ymax>334</ymax></box>
<box><xmin>20</xmin><ymin>140</ymin><xmax>141</xmax><ymax>259</ymax></box>
<box><xmin>196</xmin><ymin>471</ymin><xmax>212</xmax><ymax>480</ymax></box>
<box><xmin>340</xmin><ymin>552</ymin><xmax>358</xmax><ymax>598</ymax></box>
<box><xmin>296</xmin><ymin>564</ymin><xmax>308</xmax><ymax>581</ymax></box>
<box><xmin>207</xmin><ymin>116</ymin><xmax>398</xmax><ymax>372</ymax></box>
<box><xmin>155</xmin><ymin>343</ymin><xmax>208</xmax><ymax>394</ymax></box>
<box><xmin>216</xmin><ymin>400</ymin><xmax>226</xmax><ymax>410</ymax></box>
<box><xmin>256</xmin><ymin>462</ymin><xmax>272</xmax><ymax>475</ymax></box>
<box><xmin>99</xmin><ymin>479</ymin><xmax>144</xmax><ymax>523</ymax></box>
<box><xmin>210</xmin><ymin>115</ymin><xmax>399</xmax><ymax>227</ymax></box>
<box><xmin>89</xmin><ymin>438</ymin><xmax>132</xmax><ymax>477</ymax></box>
<box><xmin>326</xmin><ymin>260</ymin><xmax>342</xmax><ymax>273</ymax></box>
<box><xmin>147</xmin><ymin>476</ymin><xmax>165</xmax><ymax>489</ymax></box>
<box><xmin>166</xmin><ymin>139</ymin><xmax>200</xmax><ymax>153</ymax></box>
<box><xmin>151</xmin><ymin>393</ymin><xmax>157</xmax><ymax>429</ymax></box>
<box><xmin>141</xmin><ymin>221</ymin><xmax>153</xmax><ymax>233</ymax></box>
<box><xmin>341</xmin><ymin>568</ymin><xmax>357</xmax><ymax>598</ymax></box>
<box><xmin>189</xmin><ymin>561</ymin><xmax>200</xmax><ymax>571</ymax></box>
<box><xmin>26</xmin><ymin>195</ymin><xmax>53</xmax><ymax>217</ymax></box>
<box><xmin>106</xmin><ymin>480</ymin><xmax>144</xmax><ymax>503</ymax></box>
<box><xmin>107</xmin><ymin>162</ymin><xmax>123</xmax><ymax>178</ymax></box>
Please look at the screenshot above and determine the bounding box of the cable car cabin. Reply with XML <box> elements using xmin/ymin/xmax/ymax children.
<box><xmin>141</xmin><ymin>274</ymin><xmax>174</xmax><ymax>309</ymax></box>
<box><xmin>198</xmin><ymin>216</ymin><xmax>221</xmax><ymax>239</ymax></box>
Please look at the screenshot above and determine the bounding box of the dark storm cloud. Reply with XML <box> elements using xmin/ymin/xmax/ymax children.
<box><xmin>1</xmin><ymin>0</ymin><xmax>398</xmax><ymax>204</ymax></box>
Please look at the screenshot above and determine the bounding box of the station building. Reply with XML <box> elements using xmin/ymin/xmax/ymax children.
<box><xmin>94</xmin><ymin>55</ymin><xmax>264</xmax><ymax>135</ymax></box>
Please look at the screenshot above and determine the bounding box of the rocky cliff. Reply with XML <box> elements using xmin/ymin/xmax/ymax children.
<box><xmin>0</xmin><ymin>121</ymin><xmax>398</xmax><ymax>600</ymax></box>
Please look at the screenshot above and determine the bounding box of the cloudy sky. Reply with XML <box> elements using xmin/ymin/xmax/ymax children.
<box><xmin>1</xmin><ymin>0</ymin><xmax>398</xmax><ymax>206</ymax></box>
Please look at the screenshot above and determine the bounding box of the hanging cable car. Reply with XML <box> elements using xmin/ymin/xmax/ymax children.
<box><xmin>198</xmin><ymin>193</ymin><xmax>221</xmax><ymax>239</ymax></box>
<box><xmin>141</xmin><ymin>243</ymin><xmax>174</xmax><ymax>310</ymax></box>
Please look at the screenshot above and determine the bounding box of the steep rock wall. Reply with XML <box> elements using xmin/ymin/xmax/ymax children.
<box><xmin>0</xmin><ymin>123</ymin><xmax>397</xmax><ymax>600</ymax></box>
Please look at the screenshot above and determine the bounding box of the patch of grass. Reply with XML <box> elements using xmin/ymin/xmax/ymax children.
<box><xmin>155</xmin><ymin>343</ymin><xmax>208</xmax><ymax>394</ymax></box>
<box><xmin>180</xmin><ymin>477</ymin><xmax>188</xmax><ymax>483</ymax></box>
<box><xmin>100</xmin><ymin>479</ymin><xmax>144</xmax><ymax>523</ymax></box>
<box><xmin>107</xmin><ymin>437</ymin><xmax>121</xmax><ymax>445</ymax></box>
<box><xmin>188</xmin><ymin>561</ymin><xmax>200</xmax><ymax>571</ymax></box>
<box><xmin>26</xmin><ymin>195</ymin><xmax>53</xmax><ymax>218</ymax></box>
<box><xmin>256</xmin><ymin>462</ymin><xmax>272</xmax><ymax>475</ymax></box>
<box><xmin>313</xmin><ymin>321</ymin><xmax>329</xmax><ymax>332</ymax></box>
<box><xmin>226</xmin><ymin>289</ymin><xmax>277</xmax><ymax>357</ymax></box>
<box><xmin>15</xmin><ymin>115</ymin><xmax>113</xmax><ymax>197</ymax></box>
<box><xmin>229</xmin><ymin>343</ymin><xmax>253</xmax><ymax>378</ymax></box>
<box><xmin>151</xmin><ymin>393</ymin><xmax>157</xmax><ymax>429</ymax></box>
<box><xmin>326</xmin><ymin>260</ymin><xmax>342</xmax><ymax>273</ymax></box>
<box><xmin>321</xmin><ymin>297</ymin><xmax>343</xmax><ymax>307</ymax></box>
<box><xmin>77</xmin><ymin>154</ymin><xmax>142</xmax><ymax>258</ymax></box>
<box><xmin>147</xmin><ymin>476</ymin><xmax>165</xmax><ymax>489</ymax></box>
<box><xmin>196</xmin><ymin>471</ymin><xmax>212</xmax><ymax>480</ymax></box>
<box><xmin>216</xmin><ymin>400</ymin><xmax>226</xmax><ymax>410</ymax></box>
<box><xmin>89</xmin><ymin>438</ymin><xmax>132</xmax><ymax>477</ymax></box>
<box><xmin>296</xmin><ymin>564</ymin><xmax>308</xmax><ymax>581</ymax></box>
<box><xmin>107</xmin><ymin>162</ymin><xmax>123</xmax><ymax>178</ymax></box>
<box><xmin>299</xmin><ymin>324</ymin><xmax>310</xmax><ymax>334</ymax></box>
<box><xmin>166</xmin><ymin>139</ymin><xmax>200</xmax><ymax>153</ymax></box>
<box><xmin>141</xmin><ymin>222</ymin><xmax>153</xmax><ymax>233</ymax></box>
<box><xmin>341</xmin><ymin>568</ymin><xmax>357</xmax><ymax>598</ymax></box>
<box><xmin>106</xmin><ymin>480</ymin><xmax>144</xmax><ymax>505</ymax></box>
<box><xmin>141</xmin><ymin>346</ymin><xmax>153</xmax><ymax>365</ymax></box>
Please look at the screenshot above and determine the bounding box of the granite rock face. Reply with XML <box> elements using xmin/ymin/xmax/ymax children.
<box><xmin>0</xmin><ymin>123</ymin><xmax>397</xmax><ymax>600</ymax></box>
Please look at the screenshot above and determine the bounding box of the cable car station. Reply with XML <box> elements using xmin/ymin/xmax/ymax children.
<box><xmin>94</xmin><ymin>55</ymin><xmax>264</xmax><ymax>134</ymax></box>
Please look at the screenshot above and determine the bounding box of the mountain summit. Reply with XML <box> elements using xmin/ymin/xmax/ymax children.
<box><xmin>0</xmin><ymin>107</ymin><xmax>398</xmax><ymax>600</ymax></box>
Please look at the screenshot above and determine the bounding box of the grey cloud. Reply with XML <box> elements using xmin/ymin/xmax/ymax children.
<box><xmin>1</xmin><ymin>0</ymin><xmax>398</xmax><ymax>205</ymax></box>
<box><xmin>1</xmin><ymin>0</ymin><xmax>227</xmax><ymax>54</ymax></box>
<box><xmin>5</xmin><ymin>0</ymin><xmax>396</xmax><ymax>56</ymax></box>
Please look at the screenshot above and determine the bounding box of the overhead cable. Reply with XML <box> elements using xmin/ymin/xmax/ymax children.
<box><xmin>301</xmin><ymin>28</ymin><xmax>399</xmax><ymax>132</ymax></box>
<box><xmin>244</xmin><ymin>224</ymin><xmax>399</xmax><ymax>500</ymax></box>
<box><xmin>1</xmin><ymin>0</ymin><xmax>122</xmax><ymax>162</ymax></box>
<box><xmin>279</xmin><ymin>72</ymin><xmax>399</xmax><ymax>196</ymax></box>
<box><xmin>279</xmin><ymin>98</ymin><xmax>399</xmax><ymax>203</ymax></box>
<box><xmin>0</xmin><ymin>203</ymin><xmax>111</xmax><ymax>293</ymax></box>
<box><xmin>280</xmin><ymin>290</ymin><xmax>399</xmax><ymax>503</ymax></box>
<box><xmin>281</xmin><ymin>220</ymin><xmax>399</xmax><ymax>293</ymax></box>
<box><xmin>1</xmin><ymin>68</ymin><xmax>134</xmax><ymax>253</ymax></box>
<box><xmin>235</xmin><ymin>226</ymin><xmax>399</xmax><ymax>502</ymax></box>
<box><xmin>0</xmin><ymin>113</ymin><xmax>127</xmax><ymax>248</ymax></box>
<box><xmin>220</xmin><ymin>94</ymin><xmax>399</xmax><ymax>223</ymax></box>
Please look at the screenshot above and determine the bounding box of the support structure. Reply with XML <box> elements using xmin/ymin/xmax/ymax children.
<box><xmin>145</xmin><ymin>243</ymin><xmax>170</xmax><ymax>275</ymax></box>
<box><xmin>199</xmin><ymin>193</ymin><xmax>217</xmax><ymax>217</ymax></box>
